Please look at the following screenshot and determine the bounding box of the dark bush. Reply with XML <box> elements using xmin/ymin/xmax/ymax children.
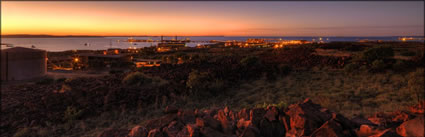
<box><xmin>278</xmin><ymin>64</ymin><xmax>292</xmax><ymax>75</ymax></box>
<box><xmin>122</xmin><ymin>72</ymin><xmax>166</xmax><ymax>87</ymax></box>
<box><xmin>392</xmin><ymin>60</ymin><xmax>407</xmax><ymax>72</ymax></box>
<box><xmin>319</xmin><ymin>42</ymin><xmax>366</xmax><ymax>51</ymax></box>
<box><xmin>370</xmin><ymin>59</ymin><xmax>387</xmax><ymax>72</ymax></box>
<box><xmin>36</xmin><ymin>77</ymin><xmax>54</xmax><ymax>85</ymax></box>
<box><xmin>362</xmin><ymin>46</ymin><xmax>394</xmax><ymax>63</ymax></box>
<box><xmin>344</xmin><ymin>63</ymin><xmax>360</xmax><ymax>73</ymax></box>
<box><xmin>408</xmin><ymin>68</ymin><xmax>425</xmax><ymax>103</ymax></box>
<box><xmin>186</xmin><ymin>70</ymin><xmax>226</xmax><ymax>97</ymax></box>
<box><xmin>240</xmin><ymin>56</ymin><xmax>261</xmax><ymax>67</ymax></box>
<box><xmin>400</xmin><ymin>51</ymin><xmax>416</xmax><ymax>56</ymax></box>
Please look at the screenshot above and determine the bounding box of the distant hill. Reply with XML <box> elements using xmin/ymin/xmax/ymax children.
<box><xmin>1</xmin><ymin>34</ymin><xmax>105</xmax><ymax>38</ymax></box>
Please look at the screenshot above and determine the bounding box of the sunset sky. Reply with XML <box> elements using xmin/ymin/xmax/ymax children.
<box><xmin>1</xmin><ymin>1</ymin><xmax>424</xmax><ymax>36</ymax></box>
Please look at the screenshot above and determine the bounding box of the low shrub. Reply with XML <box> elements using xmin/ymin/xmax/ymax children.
<box><xmin>408</xmin><ymin>68</ymin><xmax>424</xmax><ymax>103</ymax></box>
<box><xmin>370</xmin><ymin>60</ymin><xmax>387</xmax><ymax>72</ymax></box>
<box><xmin>13</xmin><ymin>128</ymin><xmax>31</xmax><ymax>137</ymax></box>
<box><xmin>63</xmin><ymin>106</ymin><xmax>84</xmax><ymax>123</ymax></box>
<box><xmin>344</xmin><ymin>63</ymin><xmax>360</xmax><ymax>73</ymax></box>
<box><xmin>278</xmin><ymin>64</ymin><xmax>292</xmax><ymax>75</ymax></box>
<box><xmin>36</xmin><ymin>77</ymin><xmax>54</xmax><ymax>85</ymax></box>
<box><xmin>392</xmin><ymin>60</ymin><xmax>407</xmax><ymax>72</ymax></box>
<box><xmin>122</xmin><ymin>72</ymin><xmax>166</xmax><ymax>87</ymax></box>
<box><xmin>186</xmin><ymin>70</ymin><xmax>226</xmax><ymax>97</ymax></box>
<box><xmin>240</xmin><ymin>56</ymin><xmax>261</xmax><ymax>67</ymax></box>
<box><xmin>362</xmin><ymin>46</ymin><xmax>394</xmax><ymax>63</ymax></box>
<box><xmin>400</xmin><ymin>51</ymin><xmax>416</xmax><ymax>56</ymax></box>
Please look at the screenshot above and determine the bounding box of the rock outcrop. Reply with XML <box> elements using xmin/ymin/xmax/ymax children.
<box><xmin>96</xmin><ymin>99</ymin><xmax>424</xmax><ymax>137</ymax></box>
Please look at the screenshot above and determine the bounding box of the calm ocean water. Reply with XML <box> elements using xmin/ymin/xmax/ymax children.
<box><xmin>1</xmin><ymin>36</ymin><xmax>423</xmax><ymax>51</ymax></box>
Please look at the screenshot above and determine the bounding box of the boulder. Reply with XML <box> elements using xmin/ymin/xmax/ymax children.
<box><xmin>200</xmin><ymin>127</ymin><xmax>232</xmax><ymax>137</ymax></box>
<box><xmin>409</xmin><ymin>101</ymin><xmax>424</xmax><ymax>114</ymax></box>
<box><xmin>176</xmin><ymin>124</ymin><xmax>200</xmax><ymax>137</ymax></box>
<box><xmin>356</xmin><ymin>125</ymin><xmax>382</xmax><ymax>137</ymax></box>
<box><xmin>202</xmin><ymin>115</ymin><xmax>222</xmax><ymax>130</ymax></box>
<box><xmin>163</xmin><ymin>121</ymin><xmax>185</xmax><ymax>137</ymax></box>
<box><xmin>217</xmin><ymin>109</ymin><xmax>235</xmax><ymax>134</ymax></box>
<box><xmin>178</xmin><ymin>109</ymin><xmax>196</xmax><ymax>124</ymax></box>
<box><xmin>396</xmin><ymin>116</ymin><xmax>424</xmax><ymax>137</ymax></box>
<box><xmin>249</xmin><ymin>108</ymin><xmax>266</xmax><ymax>127</ymax></box>
<box><xmin>370</xmin><ymin>129</ymin><xmax>401</xmax><ymax>137</ymax></box>
<box><xmin>128</xmin><ymin>126</ymin><xmax>148</xmax><ymax>137</ymax></box>
<box><xmin>285</xmin><ymin>99</ymin><xmax>332</xmax><ymax>136</ymax></box>
<box><xmin>237</xmin><ymin>108</ymin><xmax>250</xmax><ymax>120</ymax></box>
<box><xmin>259</xmin><ymin>118</ymin><xmax>286</xmax><ymax>137</ymax></box>
<box><xmin>196</xmin><ymin>118</ymin><xmax>205</xmax><ymax>128</ymax></box>
<box><xmin>239</xmin><ymin>126</ymin><xmax>261</xmax><ymax>137</ymax></box>
<box><xmin>145</xmin><ymin>113</ymin><xmax>178</xmax><ymax>130</ymax></box>
<box><xmin>264</xmin><ymin>106</ymin><xmax>279</xmax><ymax>122</ymax></box>
<box><xmin>350</xmin><ymin>116</ymin><xmax>378</xmax><ymax>128</ymax></box>
<box><xmin>310</xmin><ymin>119</ymin><xmax>354</xmax><ymax>137</ymax></box>
<box><xmin>147</xmin><ymin>129</ymin><xmax>164</xmax><ymax>137</ymax></box>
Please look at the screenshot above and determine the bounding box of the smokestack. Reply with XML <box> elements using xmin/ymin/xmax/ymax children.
<box><xmin>161</xmin><ymin>36</ymin><xmax>163</xmax><ymax>42</ymax></box>
<box><xmin>175</xmin><ymin>36</ymin><xmax>177</xmax><ymax>41</ymax></box>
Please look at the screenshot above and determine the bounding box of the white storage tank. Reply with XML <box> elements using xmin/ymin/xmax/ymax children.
<box><xmin>1</xmin><ymin>47</ymin><xmax>47</xmax><ymax>81</ymax></box>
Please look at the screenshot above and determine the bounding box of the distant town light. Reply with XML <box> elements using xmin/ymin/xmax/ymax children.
<box><xmin>74</xmin><ymin>58</ymin><xmax>79</xmax><ymax>62</ymax></box>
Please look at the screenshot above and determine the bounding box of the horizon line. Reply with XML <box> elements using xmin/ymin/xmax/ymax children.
<box><xmin>2</xmin><ymin>34</ymin><xmax>424</xmax><ymax>37</ymax></box>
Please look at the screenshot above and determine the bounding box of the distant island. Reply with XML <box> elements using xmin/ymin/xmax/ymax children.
<box><xmin>1</xmin><ymin>34</ymin><xmax>227</xmax><ymax>38</ymax></box>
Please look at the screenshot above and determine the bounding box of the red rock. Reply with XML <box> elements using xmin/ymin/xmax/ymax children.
<box><xmin>258</xmin><ymin>118</ymin><xmax>286</xmax><ymax>137</ymax></box>
<box><xmin>200</xmin><ymin>127</ymin><xmax>231</xmax><ymax>137</ymax></box>
<box><xmin>239</xmin><ymin>126</ymin><xmax>261</xmax><ymax>137</ymax></box>
<box><xmin>147</xmin><ymin>129</ymin><xmax>164</xmax><ymax>137</ymax></box>
<box><xmin>409</xmin><ymin>101</ymin><xmax>425</xmax><ymax>114</ymax></box>
<box><xmin>391</xmin><ymin>111</ymin><xmax>413</xmax><ymax>123</ymax></box>
<box><xmin>203</xmin><ymin>108</ymin><xmax>219</xmax><ymax>117</ymax></box>
<box><xmin>145</xmin><ymin>114</ymin><xmax>178</xmax><ymax>130</ymax></box>
<box><xmin>264</xmin><ymin>106</ymin><xmax>279</xmax><ymax>122</ymax></box>
<box><xmin>356</xmin><ymin>125</ymin><xmax>382</xmax><ymax>137</ymax></box>
<box><xmin>370</xmin><ymin>129</ymin><xmax>401</xmax><ymax>137</ymax></box>
<box><xmin>236</xmin><ymin>118</ymin><xmax>252</xmax><ymax>130</ymax></box>
<box><xmin>249</xmin><ymin>108</ymin><xmax>266</xmax><ymax>127</ymax></box>
<box><xmin>128</xmin><ymin>126</ymin><xmax>148</xmax><ymax>137</ymax></box>
<box><xmin>178</xmin><ymin>109</ymin><xmax>196</xmax><ymax>124</ymax></box>
<box><xmin>396</xmin><ymin>116</ymin><xmax>424</xmax><ymax>137</ymax></box>
<box><xmin>237</xmin><ymin>108</ymin><xmax>250</xmax><ymax>120</ymax></box>
<box><xmin>202</xmin><ymin>115</ymin><xmax>221</xmax><ymax>130</ymax></box>
<box><xmin>97</xmin><ymin>128</ymin><xmax>130</xmax><ymax>137</ymax></box>
<box><xmin>177</xmin><ymin>124</ymin><xmax>200</xmax><ymax>137</ymax></box>
<box><xmin>351</xmin><ymin>116</ymin><xmax>378</xmax><ymax>128</ymax></box>
<box><xmin>279</xmin><ymin>115</ymin><xmax>291</xmax><ymax>132</ymax></box>
<box><xmin>163</xmin><ymin>121</ymin><xmax>184</xmax><ymax>137</ymax></box>
<box><xmin>195</xmin><ymin>118</ymin><xmax>205</xmax><ymax>128</ymax></box>
<box><xmin>310</xmin><ymin>119</ymin><xmax>354</xmax><ymax>137</ymax></box>
<box><xmin>285</xmin><ymin>98</ymin><xmax>332</xmax><ymax>136</ymax></box>
<box><xmin>217</xmin><ymin>109</ymin><xmax>234</xmax><ymax>134</ymax></box>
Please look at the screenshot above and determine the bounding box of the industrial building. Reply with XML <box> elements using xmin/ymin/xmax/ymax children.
<box><xmin>1</xmin><ymin>47</ymin><xmax>47</xmax><ymax>81</ymax></box>
<box><xmin>78</xmin><ymin>53</ymin><xmax>132</xmax><ymax>69</ymax></box>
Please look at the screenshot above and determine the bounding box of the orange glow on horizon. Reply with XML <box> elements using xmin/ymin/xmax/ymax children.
<box><xmin>1</xmin><ymin>2</ymin><xmax>255</xmax><ymax>36</ymax></box>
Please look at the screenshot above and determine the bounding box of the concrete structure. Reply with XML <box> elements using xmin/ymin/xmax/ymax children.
<box><xmin>1</xmin><ymin>47</ymin><xmax>47</xmax><ymax>81</ymax></box>
<box><xmin>78</xmin><ymin>53</ymin><xmax>132</xmax><ymax>69</ymax></box>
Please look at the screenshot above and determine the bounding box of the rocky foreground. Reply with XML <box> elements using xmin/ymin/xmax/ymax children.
<box><xmin>97</xmin><ymin>99</ymin><xmax>424</xmax><ymax>137</ymax></box>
